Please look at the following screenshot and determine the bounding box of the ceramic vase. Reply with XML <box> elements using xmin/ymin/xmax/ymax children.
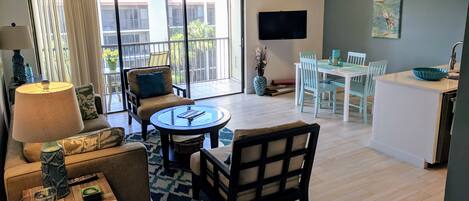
<box><xmin>253</xmin><ymin>75</ymin><xmax>267</xmax><ymax>96</ymax></box>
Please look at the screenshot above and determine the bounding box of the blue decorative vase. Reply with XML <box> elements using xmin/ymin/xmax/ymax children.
<box><xmin>253</xmin><ymin>76</ymin><xmax>267</xmax><ymax>96</ymax></box>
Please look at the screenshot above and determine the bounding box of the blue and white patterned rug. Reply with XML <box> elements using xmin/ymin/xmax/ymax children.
<box><xmin>125</xmin><ymin>128</ymin><xmax>233</xmax><ymax>201</ymax></box>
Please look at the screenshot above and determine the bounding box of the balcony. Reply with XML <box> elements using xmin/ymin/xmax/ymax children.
<box><xmin>102</xmin><ymin>37</ymin><xmax>241</xmax><ymax>112</ymax></box>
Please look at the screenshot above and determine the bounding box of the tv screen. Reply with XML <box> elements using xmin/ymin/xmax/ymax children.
<box><xmin>258</xmin><ymin>11</ymin><xmax>307</xmax><ymax>40</ymax></box>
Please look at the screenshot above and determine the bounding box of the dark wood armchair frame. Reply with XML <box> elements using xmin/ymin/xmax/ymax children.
<box><xmin>123</xmin><ymin>65</ymin><xmax>188</xmax><ymax>140</ymax></box>
<box><xmin>193</xmin><ymin>124</ymin><xmax>320</xmax><ymax>201</ymax></box>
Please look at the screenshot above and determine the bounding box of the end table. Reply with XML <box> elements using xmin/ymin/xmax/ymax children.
<box><xmin>22</xmin><ymin>172</ymin><xmax>117</xmax><ymax>201</ymax></box>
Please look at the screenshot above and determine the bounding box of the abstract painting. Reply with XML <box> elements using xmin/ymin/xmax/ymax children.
<box><xmin>372</xmin><ymin>0</ymin><xmax>403</xmax><ymax>39</ymax></box>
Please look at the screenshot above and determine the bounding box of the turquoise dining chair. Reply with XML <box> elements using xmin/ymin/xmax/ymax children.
<box><xmin>299</xmin><ymin>52</ymin><xmax>338</xmax><ymax>118</ymax></box>
<box><xmin>331</xmin><ymin>51</ymin><xmax>367</xmax><ymax>87</ymax></box>
<box><xmin>348</xmin><ymin>52</ymin><xmax>367</xmax><ymax>83</ymax></box>
<box><xmin>348</xmin><ymin>60</ymin><xmax>387</xmax><ymax>123</ymax></box>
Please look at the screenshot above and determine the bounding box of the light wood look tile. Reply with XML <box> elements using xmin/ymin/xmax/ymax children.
<box><xmin>108</xmin><ymin>93</ymin><xmax>446</xmax><ymax>201</ymax></box>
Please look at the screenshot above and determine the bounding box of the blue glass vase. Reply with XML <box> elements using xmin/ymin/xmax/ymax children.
<box><xmin>253</xmin><ymin>76</ymin><xmax>267</xmax><ymax>96</ymax></box>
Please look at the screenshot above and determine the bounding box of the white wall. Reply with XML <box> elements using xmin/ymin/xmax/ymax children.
<box><xmin>244</xmin><ymin>0</ymin><xmax>324</xmax><ymax>93</ymax></box>
<box><xmin>0</xmin><ymin>0</ymin><xmax>37</xmax><ymax>84</ymax></box>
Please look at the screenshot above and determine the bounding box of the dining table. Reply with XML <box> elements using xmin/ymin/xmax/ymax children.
<box><xmin>294</xmin><ymin>59</ymin><xmax>368</xmax><ymax>122</ymax></box>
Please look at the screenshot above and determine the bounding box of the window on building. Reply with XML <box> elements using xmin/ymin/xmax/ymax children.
<box><xmin>207</xmin><ymin>3</ymin><xmax>215</xmax><ymax>25</ymax></box>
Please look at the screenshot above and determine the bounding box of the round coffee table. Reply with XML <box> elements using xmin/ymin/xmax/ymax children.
<box><xmin>150</xmin><ymin>105</ymin><xmax>231</xmax><ymax>168</ymax></box>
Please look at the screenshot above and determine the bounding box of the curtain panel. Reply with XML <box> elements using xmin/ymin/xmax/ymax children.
<box><xmin>63</xmin><ymin>0</ymin><xmax>104</xmax><ymax>99</ymax></box>
<box><xmin>31</xmin><ymin>0</ymin><xmax>71</xmax><ymax>82</ymax></box>
<box><xmin>31</xmin><ymin>0</ymin><xmax>105</xmax><ymax>112</ymax></box>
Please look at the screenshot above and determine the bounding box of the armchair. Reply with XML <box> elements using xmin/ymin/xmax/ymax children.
<box><xmin>190</xmin><ymin>121</ymin><xmax>320</xmax><ymax>201</ymax></box>
<box><xmin>124</xmin><ymin>66</ymin><xmax>194</xmax><ymax>140</ymax></box>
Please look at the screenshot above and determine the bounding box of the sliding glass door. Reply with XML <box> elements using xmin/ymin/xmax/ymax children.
<box><xmin>97</xmin><ymin>0</ymin><xmax>243</xmax><ymax>112</ymax></box>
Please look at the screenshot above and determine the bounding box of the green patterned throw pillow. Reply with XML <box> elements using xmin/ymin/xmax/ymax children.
<box><xmin>75</xmin><ymin>84</ymin><xmax>99</xmax><ymax>120</ymax></box>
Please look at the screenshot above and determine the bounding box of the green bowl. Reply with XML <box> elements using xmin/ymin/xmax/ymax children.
<box><xmin>412</xmin><ymin>67</ymin><xmax>448</xmax><ymax>81</ymax></box>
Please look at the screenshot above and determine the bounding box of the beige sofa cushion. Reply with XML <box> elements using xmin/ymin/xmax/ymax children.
<box><xmin>23</xmin><ymin>127</ymin><xmax>125</xmax><ymax>162</ymax></box>
<box><xmin>82</xmin><ymin>114</ymin><xmax>111</xmax><ymax>133</ymax></box>
<box><xmin>137</xmin><ymin>94</ymin><xmax>195</xmax><ymax>120</ymax></box>
<box><xmin>127</xmin><ymin>67</ymin><xmax>173</xmax><ymax>96</ymax></box>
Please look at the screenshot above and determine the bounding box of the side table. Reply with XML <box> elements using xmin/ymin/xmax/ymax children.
<box><xmin>22</xmin><ymin>172</ymin><xmax>117</xmax><ymax>201</ymax></box>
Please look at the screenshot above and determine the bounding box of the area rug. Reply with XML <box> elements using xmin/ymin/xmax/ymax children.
<box><xmin>125</xmin><ymin>128</ymin><xmax>233</xmax><ymax>201</ymax></box>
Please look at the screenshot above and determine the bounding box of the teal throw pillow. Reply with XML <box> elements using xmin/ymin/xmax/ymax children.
<box><xmin>137</xmin><ymin>72</ymin><xmax>167</xmax><ymax>98</ymax></box>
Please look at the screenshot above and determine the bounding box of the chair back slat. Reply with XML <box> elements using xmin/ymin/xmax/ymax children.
<box><xmin>365</xmin><ymin>60</ymin><xmax>388</xmax><ymax>96</ymax></box>
<box><xmin>347</xmin><ymin>52</ymin><xmax>367</xmax><ymax>83</ymax></box>
<box><xmin>279</xmin><ymin>136</ymin><xmax>294</xmax><ymax>193</ymax></box>
<box><xmin>300</xmin><ymin>52</ymin><xmax>319</xmax><ymax>92</ymax></box>
<box><xmin>255</xmin><ymin>142</ymin><xmax>269</xmax><ymax>200</ymax></box>
<box><xmin>148</xmin><ymin>51</ymin><xmax>169</xmax><ymax>66</ymax></box>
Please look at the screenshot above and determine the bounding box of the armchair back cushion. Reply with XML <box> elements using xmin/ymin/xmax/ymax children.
<box><xmin>136</xmin><ymin>72</ymin><xmax>167</xmax><ymax>98</ymax></box>
<box><xmin>127</xmin><ymin>67</ymin><xmax>173</xmax><ymax>96</ymax></box>
<box><xmin>232</xmin><ymin>121</ymin><xmax>309</xmax><ymax>186</ymax></box>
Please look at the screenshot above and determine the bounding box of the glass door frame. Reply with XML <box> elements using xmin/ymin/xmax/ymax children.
<box><xmin>28</xmin><ymin>0</ymin><xmax>246</xmax><ymax>113</ymax></box>
<box><xmin>113</xmin><ymin>0</ymin><xmax>245</xmax><ymax>105</ymax></box>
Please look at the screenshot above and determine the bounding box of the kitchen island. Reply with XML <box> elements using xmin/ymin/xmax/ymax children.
<box><xmin>370</xmin><ymin>65</ymin><xmax>459</xmax><ymax>168</ymax></box>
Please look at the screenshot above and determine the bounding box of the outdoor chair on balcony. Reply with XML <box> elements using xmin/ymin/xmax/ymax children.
<box><xmin>148</xmin><ymin>51</ymin><xmax>169</xmax><ymax>66</ymax></box>
<box><xmin>124</xmin><ymin>66</ymin><xmax>194</xmax><ymax>140</ymax></box>
<box><xmin>190</xmin><ymin>121</ymin><xmax>320</xmax><ymax>201</ymax></box>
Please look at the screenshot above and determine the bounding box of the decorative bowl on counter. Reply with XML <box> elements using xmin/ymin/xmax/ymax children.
<box><xmin>412</xmin><ymin>67</ymin><xmax>448</xmax><ymax>81</ymax></box>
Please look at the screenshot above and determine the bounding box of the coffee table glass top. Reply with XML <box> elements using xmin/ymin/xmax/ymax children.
<box><xmin>151</xmin><ymin>105</ymin><xmax>229</xmax><ymax>129</ymax></box>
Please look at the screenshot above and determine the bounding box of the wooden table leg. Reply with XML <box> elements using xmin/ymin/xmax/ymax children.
<box><xmin>209</xmin><ymin>129</ymin><xmax>219</xmax><ymax>148</ymax></box>
<box><xmin>160</xmin><ymin>132</ymin><xmax>170</xmax><ymax>168</ymax></box>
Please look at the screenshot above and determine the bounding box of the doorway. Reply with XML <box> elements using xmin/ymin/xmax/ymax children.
<box><xmin>98</xmin><ymin>0</ymin><xmax>244</xmax><ymax>112</ymax></box>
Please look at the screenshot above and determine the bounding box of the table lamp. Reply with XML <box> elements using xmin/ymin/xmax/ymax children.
<box><xmin>0</xmin><ymin>23</ymin><xmax>34</xmax><ymax>84</ymax></box>
<box><xmin>12</xmin><ymin>81</ymin><xmax>84</xmax><ymax>198</ymax></box>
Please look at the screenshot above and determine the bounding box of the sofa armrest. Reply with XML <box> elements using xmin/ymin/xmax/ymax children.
<box><xmin>4</xmin><ymin>143</ymin><xmax>150</xmax><ymax>201</ymax></box>
<box><xmin>94</xmin><ymin>94</ymin><xmax>104</xmax><ymax>114</ymax></box>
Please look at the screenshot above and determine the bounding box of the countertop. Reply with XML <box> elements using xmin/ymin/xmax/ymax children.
<box><xmin>375</xmin><ymin>64</ymin><xmax>459</xmax><ymax>93</ymax></box>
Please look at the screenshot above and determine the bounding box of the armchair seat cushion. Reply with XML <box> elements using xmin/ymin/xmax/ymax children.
<box><xmin>82</xmin><ymin>114</ymin><xmax>111</xmax><ymax>133</ymax></box>
<box><xmin>190</xmin><ymin>145</ymin><xmax>231</xmax><ymax>176</ymax></box>
<box><xmin>137</xmin><ymin>94</ymin><xmax>195</xmax><ymax>120</ymax></box>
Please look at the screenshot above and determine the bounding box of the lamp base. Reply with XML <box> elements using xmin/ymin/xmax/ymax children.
<box><xmin>12</xmin><ymin>49</ymin><xmax>27</xmax><ymax>84</ymax></box>
<box><xmin>40</xmin><ymin>141</ymin><xmax>70</xmax><ymax>198</ymax></box>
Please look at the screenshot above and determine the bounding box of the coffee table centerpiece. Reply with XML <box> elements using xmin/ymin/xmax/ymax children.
<box><xmin>150</xmin><ymin>105</ymin><xmax>231</xmax><ymax>168</ymax></box>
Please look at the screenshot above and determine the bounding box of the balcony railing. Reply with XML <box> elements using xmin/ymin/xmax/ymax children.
<box><xmin>101</xmin><ymin>37</ymin><xmax>230</xmax><ymax>85</ymax></box>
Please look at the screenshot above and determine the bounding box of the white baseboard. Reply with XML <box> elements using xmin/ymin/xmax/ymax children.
<box><xmin>369</xmin><ymin>139</ymin><xmax>427</xmax><ymax>169</ymax></box>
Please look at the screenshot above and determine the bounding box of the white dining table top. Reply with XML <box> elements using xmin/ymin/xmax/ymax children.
<box><xmin>295</xmin><ymin>59</ymin><xmax>368</xmax><ymax>78</ymax></box>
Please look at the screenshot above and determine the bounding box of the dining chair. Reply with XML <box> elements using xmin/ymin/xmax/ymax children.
<box><xmin>299</xmin><ymin>52</ymin><xmax>337</xmax><ymax>118</ymax></box>
<box><xmin>331</xmin><ymin>51</ymin><xmax>367</xmax><ymax>87</ymax></box>
<box><xmin>348</xmin><ymin>60</ymin><xmax>387</xmax><ymax>123</ymax></box>
<box><xmin>348</xmin><ymin>52</ymin><xmax>367</xmax><ymax>83</ymax></box>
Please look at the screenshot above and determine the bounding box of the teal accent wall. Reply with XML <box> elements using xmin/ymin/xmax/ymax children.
<box><xmin>323</xmin><ymin>0</ymin><xmax>468</xmax><ymax>73</ymax></box>
<box><xmin>445</xmin><ymin>6</ymin><xmax>469</xmax><ymax>200</ymax></box>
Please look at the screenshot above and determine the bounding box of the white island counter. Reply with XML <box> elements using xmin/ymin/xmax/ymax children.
<box><xmin>370</xmin><ymin>66</ymin><xmax>458</xmax><ymax>168</ymax></box>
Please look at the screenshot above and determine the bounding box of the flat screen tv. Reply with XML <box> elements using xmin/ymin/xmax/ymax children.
<box><xmin>258</xmin><ymin>11</ymin><xmax>307</xmax><ymax>40</ymax></box>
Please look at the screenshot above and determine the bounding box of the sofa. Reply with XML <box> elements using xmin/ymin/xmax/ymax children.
<box><xmin>3</xmin><ymin>95</ymin><xmax>151</xmax><ymax>201</ymax></box>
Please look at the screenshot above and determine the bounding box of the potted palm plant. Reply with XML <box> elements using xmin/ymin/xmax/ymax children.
<box><xmin>102</xmin><ymin>48</ymin><xmax>119</xmax><ymax>71</ymax></box>
<box><xmin>253</xmin><ymin>46</ymin><xmax>268</xmax><ymax>96</ymax></box>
